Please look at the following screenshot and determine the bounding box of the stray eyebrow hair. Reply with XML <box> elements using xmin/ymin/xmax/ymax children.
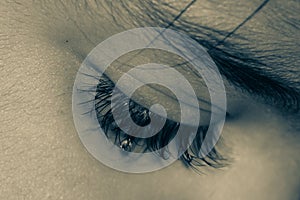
<box><xmin>84</xmin><ymin>0</ymin><xmax>300</xmax><ymax>112</ymax></box>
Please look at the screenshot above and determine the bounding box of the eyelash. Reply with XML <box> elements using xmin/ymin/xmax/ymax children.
<box><xmin>80</xmin><ymin>72</ymin><xmax>226</xmax><ymax>171</ymax></box>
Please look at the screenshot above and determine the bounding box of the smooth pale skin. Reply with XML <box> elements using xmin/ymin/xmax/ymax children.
<box><xmin>1</xmin><ymin>1</ymin><xmax>299</xmax><ymax>200</ymax></box>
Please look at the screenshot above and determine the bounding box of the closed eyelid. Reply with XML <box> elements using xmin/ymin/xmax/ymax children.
<box><xmin>71</xmin><ymin>24</ymin><xmax>229</xmax><ymax>171</ymax></box>
<box><xmin>92</xmin><ymin>73</ymin><xmax>226</xmax><ymax>169</ymax></box>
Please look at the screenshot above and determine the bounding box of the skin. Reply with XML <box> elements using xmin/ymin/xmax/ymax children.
<box><xmin>1</xmin><ymin>0</ymin><xmax>299</xmax><ymax>200</ymax></box>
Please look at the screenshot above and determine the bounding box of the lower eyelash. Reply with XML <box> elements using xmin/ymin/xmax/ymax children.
<box><xmin>80</xmin><ymin>72</ymin><xmax>226</xmax><ymax>171</ymax></box>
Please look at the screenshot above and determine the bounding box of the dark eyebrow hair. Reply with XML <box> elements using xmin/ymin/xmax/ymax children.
<box><xmin>128</xmin><ymin>1</ymin><xmax>300</xmax><ymax>112</ymax></box>
<box><xmin>87</xmin><ymin>1</ymin><xmax>300</xmax><ymax>113</ymax></box>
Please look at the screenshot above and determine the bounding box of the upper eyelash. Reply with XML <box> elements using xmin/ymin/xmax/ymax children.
<box><xmin>84</xmin><ymin>73</ymin><xmax>226</xmax><ymax>171</ymax></box>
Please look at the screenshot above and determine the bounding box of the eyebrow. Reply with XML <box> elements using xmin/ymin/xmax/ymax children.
<box><xmin>135</xmin><ymin>1</ymin><xmax>300</xmax><ymax>112</ymax></box>
<box><xmin>83</xmin><ymin>1</ymin><xmax>299</xmax><ymax>112</ymax></box>
<box><xmin>191</xmin><ymin>25</ymin><xmax>299</xmax><ymax>113</ymax></box>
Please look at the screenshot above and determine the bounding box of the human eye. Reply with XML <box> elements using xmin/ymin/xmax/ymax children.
<box><xmin>72</xmin><ymin>26</ymin><xmax>229</xmax><ymax>173</ymax></box>
<box><xmin>89</xmin><ymin>73</ymin><xmax>224</xmax><ymax>169</ymax></box>
<box><xmin>73</xmin><ymin>70</ymin><xmax>226</xmax><ymax>173</ymax></box>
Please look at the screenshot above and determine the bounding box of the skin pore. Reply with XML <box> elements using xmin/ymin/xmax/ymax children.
<box><xmin>1</xmin><ymin>0</ymin><xmax>299</xmax><ymax>200</ymax></box>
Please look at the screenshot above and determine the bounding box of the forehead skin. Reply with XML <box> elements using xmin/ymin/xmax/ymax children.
<box><xmin>0</xmin><ymin>1</ymin><xmax>300</xmax><ymax>200</ymax></box>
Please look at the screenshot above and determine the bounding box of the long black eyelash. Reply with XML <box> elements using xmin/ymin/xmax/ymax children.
<box><xmin>85</xmin><ymin>73</ymin><xmax>226</xmax><ymax>170</ymax></box>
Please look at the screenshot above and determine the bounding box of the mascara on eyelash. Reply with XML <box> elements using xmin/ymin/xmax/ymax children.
<box><xmin>75</xmin><ymin>72</ymin><xmax>227</xmax><ymax>170</ymax></box>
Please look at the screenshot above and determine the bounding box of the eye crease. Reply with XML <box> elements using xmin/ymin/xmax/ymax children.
<box><xmin>78</xmin><ymin>72</ymin><xmax>226</xmax><ymax>171</ymax></box>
